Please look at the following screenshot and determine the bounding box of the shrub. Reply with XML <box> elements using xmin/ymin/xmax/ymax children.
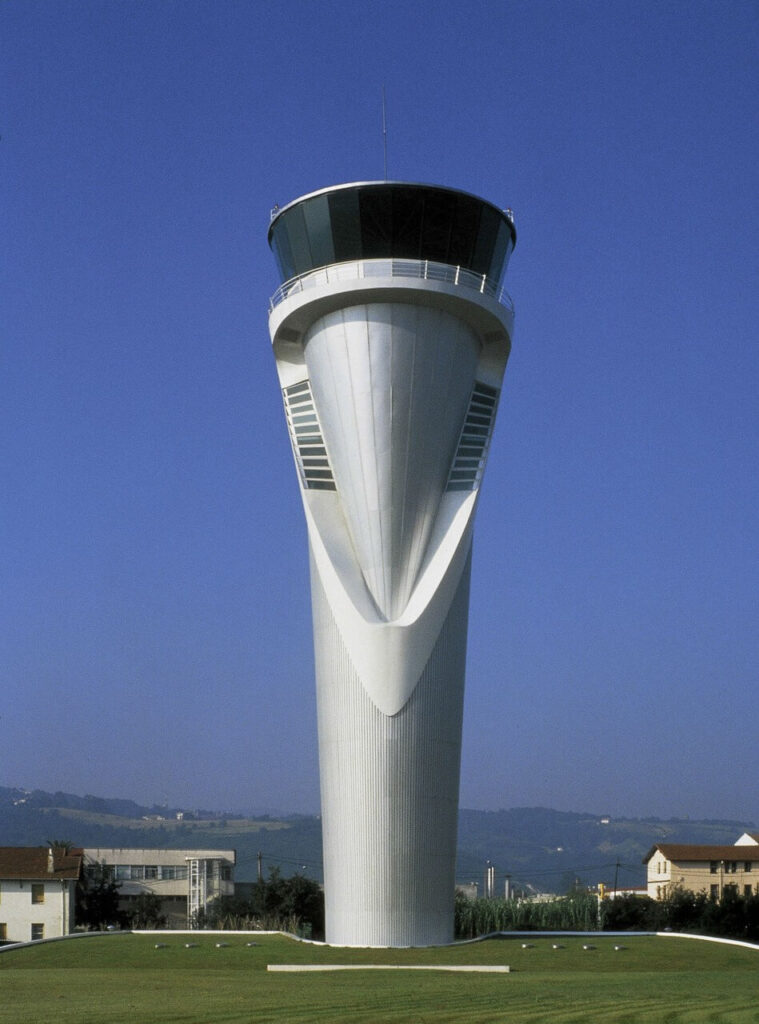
<box><xmin>195</xmin><ymin>869</ymin><xmax>324</xmax><ymax>940</ymax></box>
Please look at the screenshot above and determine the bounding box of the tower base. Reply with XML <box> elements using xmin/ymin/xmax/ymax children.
<box><xmin>312</xmin><ymin>550</ymin><xmax>472</xmax><ymax>947</ymax></box>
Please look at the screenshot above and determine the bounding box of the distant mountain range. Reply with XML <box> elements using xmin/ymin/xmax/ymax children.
<box><xmin>2</xmin><ymin>786</ymin><xmax>754</xmax><ymax>894</ymax></box>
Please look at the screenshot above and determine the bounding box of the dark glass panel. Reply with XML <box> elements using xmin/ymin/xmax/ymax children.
<box><xmin>420</xmin><ymin>190</ymin><xmax>454</xmax><ymax>264</ymax></box>
<box><xmin>449</xmin><ymin>194</ymin><xmax>480</xmax><ymax>270</ymax></box>
<box><xmin>489</xmin><ymin>220</ymin><xmax>512</xmax><ymax>282</ymax></box>
<box><xmin>303</xmin><ymin>195</ymin><xmax>336</xmax><ymax>268</ymax></box>
<box><xmin>285</xmin><ymin>203</ymin><xmax>314</xmax><ymax>276</ymax></box>
<box><xmin>471</xmin><ymin>205</ymin><xmax>501</xmax><ymax>277</ymax></box>
<box><xmin>329</xmin><ymin>189</ymin><xmax>362</xmax><ymax>262</ymax></box>
<box><xmin>271</xmin><ymin>220</ymin><xmax>296</xmax><ymax>280</ymax></box>
<box><xmin>391</xmin><ymin>187</ymin><xmax>424</xmax><ymax>258</ymax></box>
<box><xmin>358</xmin><ymin>188</ymin><xmax>393</xmax><ymax>257</ymax></box>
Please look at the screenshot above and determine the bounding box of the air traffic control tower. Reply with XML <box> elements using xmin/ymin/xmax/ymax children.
<box><xmin>267</xmin><ymin>182</ymin><xmax>516</xmax><ymax>946</ymax></box>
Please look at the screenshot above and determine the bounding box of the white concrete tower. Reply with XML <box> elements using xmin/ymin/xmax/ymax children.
<box><xmin>267</xmin><ymin>183</ymin><xmax>515</xmax><ymax>946</ymax></box>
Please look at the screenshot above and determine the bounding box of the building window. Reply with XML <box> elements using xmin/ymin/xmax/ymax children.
<box><xmin>145</xmin><ymin>866</ymin><xmax>158</xmax><ymax>880</ymax></box>
<box><xmin>160</xmin><ymin>866</ymin><xmax>188</xmax><ymax>881</ymax></box>
<box><xmin>710</xmin><ymin>885</ymin><xmax>719</xmax><ymax>899</ymax></box>
<box><xmin>744</xmin><ymin>862</ymin><xmax>752</xmax><ymax>873</ymax></box>
<box><xmin>31</xmin><ymin>923</ymin><xmax>44</xmax><ymax>941</ymax></box>
<box><xmin>0</xmin><ymin>924</ymin><xmax>6</xmax><ymax>941</ymax></box>
<box><xmin>31</xmin><ymin>884</ymin><xmax>45</xmax><ymax>904</ymax></box>
<box><xmin>726</xmin><ymin>861</ymin><xmax>737</xmax><ymax>874</ymax></box>
<box><xmin>112</xmin><ymin>865</ymin><xmax>150</xmax><ymax>881</ymax></box>
<box><xmin>710</xmin><ymin>861</ymin><xmax>718</xmax><ymax>874</ymax></box>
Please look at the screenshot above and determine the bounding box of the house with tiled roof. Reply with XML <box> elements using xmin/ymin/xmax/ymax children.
<box><xmin>643</xmin><ymin>837</ymin><xmax>759</xmax><ymax>900</ymax></box>
<box><xmin>0</xmin><ymin>846</ymin><xmax>82</xmax><ymax>943</ymax></box>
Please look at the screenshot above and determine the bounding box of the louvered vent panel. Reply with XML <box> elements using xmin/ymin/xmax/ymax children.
<box><xmin>446</xmin><ymin>381</ymin><xmax>499</xmax><ymax>491</ymax></box>
<box><xmin>283</xmin><ymin>380</ymin><xmax>336</xmax><ymax>490</ymax></box>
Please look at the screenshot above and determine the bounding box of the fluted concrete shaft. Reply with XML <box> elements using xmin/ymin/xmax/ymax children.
<box><xmin>268</xmin><ymin>214</ymin><xmax>514</xmax><ymax>946</ymax></box>
<box><xmin>313</xmin><ymin>548</ymin><xmax>472</xmax><ymax>947</ymax></box>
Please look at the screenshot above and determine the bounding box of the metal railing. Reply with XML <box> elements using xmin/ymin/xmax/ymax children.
<box><xmin>268</xmin><ymin>258</ymin><xmax>514</xmax><ymax>313</ymax></box>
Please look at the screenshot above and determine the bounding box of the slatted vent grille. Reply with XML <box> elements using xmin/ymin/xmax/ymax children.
<box><xmin>446</xmin><ymin>381</ymin><xmax>499</xmax><ymax>492</ymax></box>
<box><xmin>283</xmin><ymin>380</ymin><xmax>336</xmax><ymax>490</ymax></box>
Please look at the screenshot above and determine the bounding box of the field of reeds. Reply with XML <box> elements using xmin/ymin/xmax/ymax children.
<box><xmin>455</xmin><ymin>891</ymin><xmax>600</xmax><ymax>938</ymax></box>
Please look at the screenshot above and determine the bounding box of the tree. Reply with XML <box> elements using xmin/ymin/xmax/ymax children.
<box><xmin>196</xmin><ymin>869</ymin><xmax>324</xmax><ymax>939</ymax></box>
<box><xmin>128</xmin><ymin>892</ymin><xmax>167</xmax><ymax>929</ymax></box>
<box><xmin>277</xmin><ymin>872</ymin><xmax>324</xmax><ymax>937</ymax></box>
<box><xmin>45</xmin><ymin>838</ymin><xmax>75</xmax><ymax>853</ymax></box>
<box><xmin>76</xmin><ymin>862</ymin><xmax>128</xmax><ymax>930</ymax></box>
<box><xmin>602</xmin><ymin>894</ymin><xmax>665</xmax><ymax>931</ymax></box>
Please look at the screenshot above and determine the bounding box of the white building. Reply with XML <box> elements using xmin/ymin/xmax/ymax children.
<box><xmin>643</xmin><ymin>835</ymin><xmax>759</xmax><ymax>900</ymax></box>
<box><xmin>0</xmin><ymin>846</ymin><xmax>81</xmax><ymax>943</ymax></box>
<box><xmin>83</xmin><ymin>848</ymin><xmax>235</xmax><ymax>927</ymax></box>
<box><xmin>267</xmin><ymin>182</ymin><xmax>516</xmax><ymax>946</ymax></box>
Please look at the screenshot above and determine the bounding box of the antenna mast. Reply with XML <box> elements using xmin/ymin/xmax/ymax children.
<box><xmin>382</xmin><ymin>86</ymin><xmax>388</xmax><ymax>180</ymax></box>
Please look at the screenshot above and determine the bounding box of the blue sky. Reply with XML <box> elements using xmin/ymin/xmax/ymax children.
<box><xmin>2</xmin><ymin>0</ymin><xmax>757</xmax><ymax>822</ymax></box>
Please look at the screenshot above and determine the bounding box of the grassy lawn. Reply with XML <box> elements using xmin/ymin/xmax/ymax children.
<box><xmin>1</xmin><ymin>933</ymin><xmax>758</xmax><ymax>1024</ymax></box>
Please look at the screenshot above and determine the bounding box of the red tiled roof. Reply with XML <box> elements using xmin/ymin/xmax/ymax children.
<box><xmin>0</xmin><ymin>846</ymin><xmax>82</xmax><ymax>880</ymax></box>
<box><xmin>643</xmin><ymin>843</ymin><xmax>759</xmax><ymax>864</ymax></box>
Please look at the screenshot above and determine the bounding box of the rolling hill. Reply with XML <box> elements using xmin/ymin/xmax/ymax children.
<box><xmin>2</xmin><ymin>786</ymin><xmax>754</xmax><ymax>893</ymax></box>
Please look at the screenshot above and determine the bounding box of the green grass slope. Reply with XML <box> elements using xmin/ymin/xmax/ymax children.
<box><xmin>1</xmin><ymin>933</ymin><xmax>757</xmax><ymax>1024</ymax></box>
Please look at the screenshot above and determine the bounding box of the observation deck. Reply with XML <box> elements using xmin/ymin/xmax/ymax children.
<box><xmin>268</xmin><ymin>181</ymin><xmax>516</xmax><ymax>289</ymax></box>
<box><xmin>268</xmin><ymin>257</ymin><xmax>514</xmax><ymax>314</ymax></box>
